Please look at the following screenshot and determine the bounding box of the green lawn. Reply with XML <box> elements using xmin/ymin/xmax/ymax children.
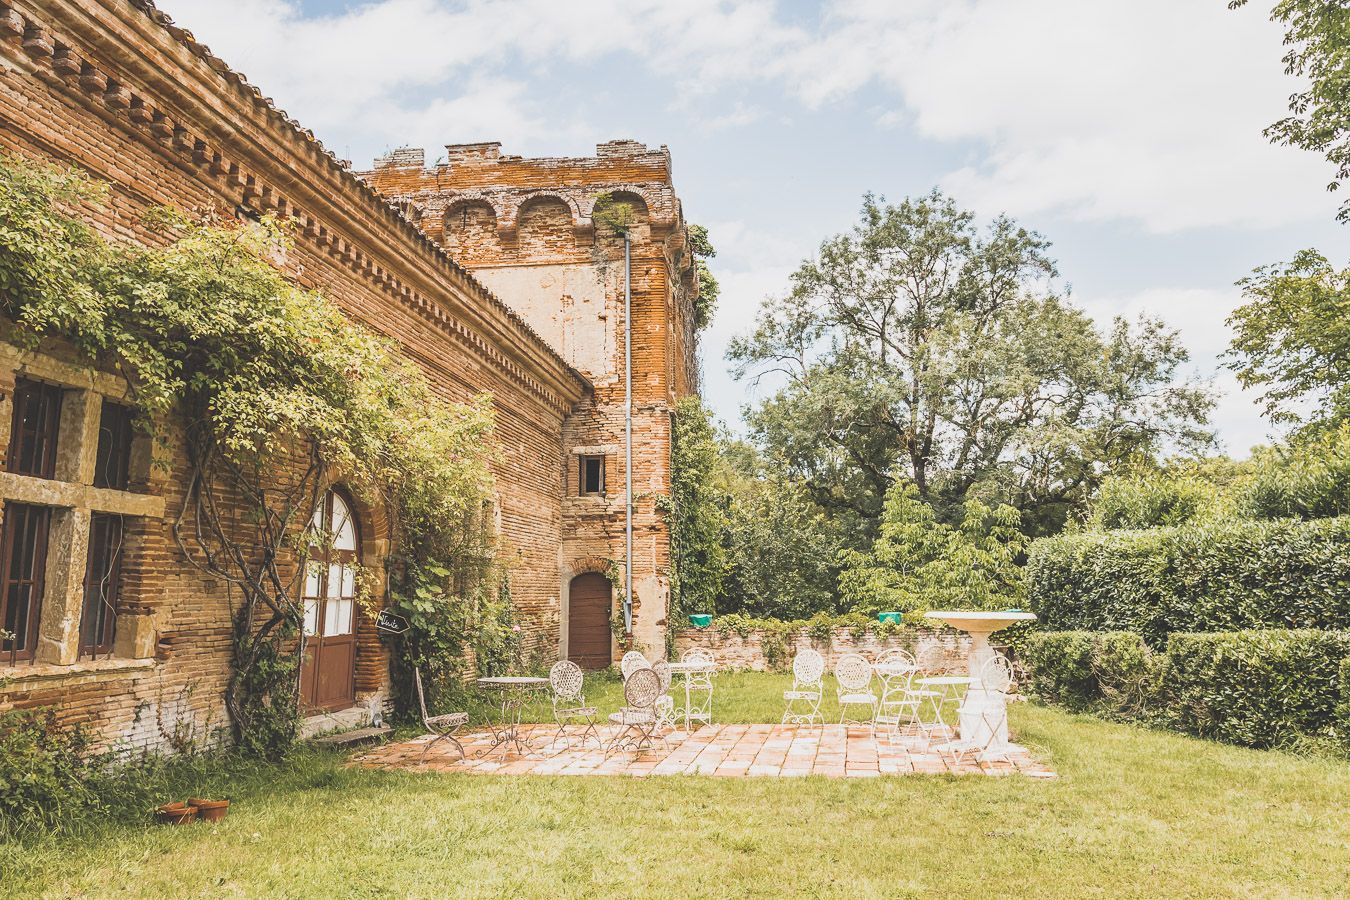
<box><xmin>3</xmin><ymin>673</ymin><xmax>1348</xmax><ymax>898</ymax></box>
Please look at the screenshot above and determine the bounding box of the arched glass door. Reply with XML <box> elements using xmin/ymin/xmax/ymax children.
<box><xmin>299</xmin><ymin>488</ymin><xmax>359</xmax><ymax>711</ymax></box>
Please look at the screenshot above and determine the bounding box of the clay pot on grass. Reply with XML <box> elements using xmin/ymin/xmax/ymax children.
<box><xmin>189</xmin><ymin>798</ymin><xmax>230</xmax><ymax>822</ymax></box>
<box><xmin>155</xmin><ymin>801</ymin><xmax>197</xmax><ymax>825</ymax></box>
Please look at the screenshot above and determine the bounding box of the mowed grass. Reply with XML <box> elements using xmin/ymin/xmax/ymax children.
<box><xmin>3</xmin><ymin>673</ymin><xmax>1348</xmax><ymax>898</ymax></box>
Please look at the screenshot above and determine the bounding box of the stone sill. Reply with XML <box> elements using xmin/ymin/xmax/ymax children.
<box><xmin>0</xmin><ymin>656</ymin><xmax>157</xmax><ymax>689</ymax></box>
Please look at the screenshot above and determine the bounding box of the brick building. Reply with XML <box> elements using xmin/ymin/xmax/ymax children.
<box><xmin>0</xmin><ymin>0</ymin><xmax>698</xmax><ymax>750</ymax></box>
<box><xmin>361</xmin><ymin>142</ymin><xmax>700</xmax><ymax>664</ymax></box>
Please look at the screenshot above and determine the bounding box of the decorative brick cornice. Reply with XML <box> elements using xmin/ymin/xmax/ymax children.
<box><xmin>0</xmin><ymin>0</ymin><xmax>591</xmax><ymax>417</ymax></box>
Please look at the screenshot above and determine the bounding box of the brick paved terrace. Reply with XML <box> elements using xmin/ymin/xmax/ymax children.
<box><xmin>353</xmin><ymin>724</ymin><xmax>1057</xmax><ymax>779</ymax></box>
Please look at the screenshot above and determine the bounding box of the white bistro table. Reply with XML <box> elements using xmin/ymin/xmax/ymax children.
<box><xmin>666</xmin><ymin>660</ymin><xmax>714</xmax><ymax>730</ymax></box>
<box><xmin>923</xmin><ymin>610</ymin><xmax>1037</xmax><ymax>759</ymax></box>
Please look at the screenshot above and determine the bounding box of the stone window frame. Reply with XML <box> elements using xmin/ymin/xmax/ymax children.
<box><xmin>577</xmin><ymin>454</ymin><xmax>606</xmax><ymax>497</ymax></box>
<box><xmin>0</xmin><ymin>344</ymin><xmax>164</xmax><ymax>673</ymax></box>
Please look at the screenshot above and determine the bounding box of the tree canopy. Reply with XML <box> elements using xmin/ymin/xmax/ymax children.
<box><xmin>1228</xmin><ymin>249</ymin><xmax>1350</xmax><ymax>435</ymax></box>
<box><xmin>729</xmin><ymin>191</ymin><xmax>1215</xmax><ymax>537</ymax></box>
<box><xmin>1231</xmin><ymin>0</ymin><xmax>1350</xmax><ymax>221</ymax></box>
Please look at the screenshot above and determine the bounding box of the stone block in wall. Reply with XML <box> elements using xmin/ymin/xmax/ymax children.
<box><xmin>113</xmin><ymin>613</ymin><xmax>157</xmax><ymax>659</ymax></box>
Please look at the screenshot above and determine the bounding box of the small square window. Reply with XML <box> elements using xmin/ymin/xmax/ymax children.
<box><xmin>579</xmin><ymin>455</ymin><xmax>605</xmax><ymax>496</ymax></box>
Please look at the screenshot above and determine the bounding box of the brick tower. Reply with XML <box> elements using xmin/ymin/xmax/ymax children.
<box><xmin>362</xmin><ymin>140</ymin><xmax>700</xmax><ymax>662</ymax></box>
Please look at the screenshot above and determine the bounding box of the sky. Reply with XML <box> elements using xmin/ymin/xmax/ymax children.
<box><xmin>157</xmin><ymin>0</ymin><xmax>1347</xmax><ymax>456</ymax></box>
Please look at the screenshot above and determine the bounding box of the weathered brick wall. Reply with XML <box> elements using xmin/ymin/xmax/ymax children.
<box><xmin>363</xmin><ymin>141</ymin><xmax>701</xmax><ymax>659</ymax></box>
<box><xmin>674</xmin><ymin>627</ymin><xmax>973</xmax><ymax>673</ymax></box>
<box><xmin>0</xmin><ymin>0</ymin><xmax>589</xmax><ymax>751</ymax></box>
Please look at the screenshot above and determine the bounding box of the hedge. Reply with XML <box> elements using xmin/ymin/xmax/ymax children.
<box><xmin>1027</xmin><ymin>517</ymin><xmax>1350</xmax><ymax>641</ymax></box>
<box><xmin>1162</xmin><ymin>631</ymin><xmax>1350</xmax><ymax>747</ymax></box>
<box><xmin>1020</xmin><ymin>631</ymin><xmax>1153</xmax><ymax>715</ymax></box>
<box><xmin>1023</xmin><ymin>629</ymin><xmax>1350</xmax><ymax>750</ymax></box>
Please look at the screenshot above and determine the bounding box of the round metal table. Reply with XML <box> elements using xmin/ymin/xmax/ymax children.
<box><xmin>475</xmin><ymin>676</ymin><xmax>549</xmax><ymax>756</ymax></box>
<box><xmin>666</xmin><ymin>660</ymin><xmax>715</xmax><ymax>730</ymax></box>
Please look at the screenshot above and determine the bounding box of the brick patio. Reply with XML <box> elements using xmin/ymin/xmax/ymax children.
<box><xmin>352</xmin><ymin>723</ymin><xmax>1057</xmax><ymax>778</ymax></box>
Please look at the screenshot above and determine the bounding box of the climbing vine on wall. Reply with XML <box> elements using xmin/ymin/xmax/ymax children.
<box><xmin>0</xmin><ymin>155</ymin><xmax>499</xmax><ymax>757</ymax></box>
<box><xmin>665</xmin><ymin>396</ymin><xmax>728</xmax><ymax>640</ymax></box>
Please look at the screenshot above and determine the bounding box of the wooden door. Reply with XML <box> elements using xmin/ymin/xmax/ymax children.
<box><xmin>300</xmin><ymin>489</ymin><xmax>358</xmax><ymax>711</ymax></box>
<box><xmin>568</xmin><ymin>573</ymin><xmax>612</xmax><ymax>670</ymax></box>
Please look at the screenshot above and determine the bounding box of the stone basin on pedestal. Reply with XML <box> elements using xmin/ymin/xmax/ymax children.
<box><xmin>923</xmin><ymin>610</ymin><xmax>1037</xmax><ymax>759</ymax></box>
<box><xmin>923</xmin><ymin>610</ymin><xmax>1037</xmax><ymax>681</ymax></box>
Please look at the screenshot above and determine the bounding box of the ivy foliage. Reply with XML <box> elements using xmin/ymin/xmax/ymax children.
<box><xmin>0</xmin><ymin>155</ymin><xmax>497</xmax><ymax>756</ymax></box>
<box><xmin>839</xmin><ymin>481</ymin><xmax>1025</xmax><ymax>617</ymax></box>
<box><xmin>686</xmin><ymin>223</ymin><xmax>719</xmax><ymax>330</ymax></box>
<box><xmin>666</xmin><ymin>396</ymin><xmax>727</xmax><ymax>624</ymax></box>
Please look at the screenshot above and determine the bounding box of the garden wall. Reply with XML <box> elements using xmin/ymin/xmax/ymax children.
<box><xmin>674</xmin><ymin>625</ymin><xmax>971</xmax><ymax>672</ymax></box>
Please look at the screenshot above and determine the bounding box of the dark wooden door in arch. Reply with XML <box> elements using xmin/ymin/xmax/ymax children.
<box><xmin>568</xmin><ymin>573</ymin><xmax>612</xmax><ymax>670</ymax></box>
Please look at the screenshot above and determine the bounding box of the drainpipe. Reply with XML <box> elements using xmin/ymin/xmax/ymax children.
<box><xmin>623</xmin><ymin>230</ymin><xmax>634</xmax><ymax>635</ymax></box>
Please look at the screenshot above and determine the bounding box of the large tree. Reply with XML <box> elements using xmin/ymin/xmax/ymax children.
<box><xmin>729</xmin><ymin>191</ymin><xmax>1214</xmax><ymax>536</ymax></box>
<box><xmin>1231</xmin><ymin>1</ymin><xmax>1350</xmax><ymax>221</ymax></box>
<box><xmin>1229</xmin><ymin>249</ymin><xmax>1350</xmax><ymax>434</ymax></box>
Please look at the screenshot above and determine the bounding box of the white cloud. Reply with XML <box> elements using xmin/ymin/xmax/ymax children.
<box><xmin>161</xmin><ymin>0</ymin><xmax>1334</xmax><ymax>233</ymax></box>
<box><xmin>776</xmin><ymin>0</ymin><xmax>1336</xmax><ymax>232</ymax></box>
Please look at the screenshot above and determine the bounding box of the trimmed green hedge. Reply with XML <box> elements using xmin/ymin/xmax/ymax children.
<box><xmin>1020</xmin><ymin>631</ymin><xmax>1153</xmax><ymax>715</ymax></box>
<box><xmin>1023</xmin><ymin>629</ymin><xmax>1350</xmax><ymax>750</ymax></box>
<box><xmin>1162</xmin><ymin>631</ymin><xmax>1350</xmax><ymax>747</ymax></box>
<box><xmin>1027</xmin><ymin>517</ymin><xmax>1350</xmax><ymax>641</ymax></box>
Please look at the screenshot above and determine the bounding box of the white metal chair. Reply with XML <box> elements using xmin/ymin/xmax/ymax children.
<box><xmin>652</xmin><ymin>660</ymin><xmax>676</xmax><ymax>731</ymax></box>
<box><xmin>619</xmin><ymin>650</ymin><xmax>649</xmax><ymax>679</ymax></box>
<box><xmin>874</xmin><ymin>649</ymin><xmax>921</xmax><ymax>741</ymax></box>
<box><xmin>916</xmin><ymin>641</ymin><xmax>946</xmax><ymax>674</ymax></box>
<box><xmin>834</xmin><ymin>653</ymin><xmax>877</xmax><ymax>728</ymax></box>
<box><xmin>605</xmin><ymin>667</ymin><xmax>664</xmax><ymax>756</ymax></box>
<box><xmin>951</xmin><ymin>653</ymin><xmax>1017</xmax><ymax>765</ymax></box>
<box><xmin>782</xmin><ymin>648</ymin><xmax>825</xmax><ymax>724</ymax></box>
<box><xmin>413</xmin><ymin>667</ymin><xmax>469</xmax><ymax>763</ymax></box>
<box><xmin>548</xmin><ymin>660</ymin><xmax>599</xmax><ymax>750</ymax></box>
<box><xmin>679</xmin><ymin>648</ymin><xmax>715</xmax><ymax>728</ymax></box>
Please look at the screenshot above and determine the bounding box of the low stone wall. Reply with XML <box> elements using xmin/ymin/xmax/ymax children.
<box><xmin>673</xmin><ymin>626</ymin><xmax>972</xmax><ymax>672</ymax></box>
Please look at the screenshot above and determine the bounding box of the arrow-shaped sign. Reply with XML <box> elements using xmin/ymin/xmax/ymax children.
<box><xmin>375</xmin><ymin>609</ymin><xmax>409</xmax><ymax>635</ymax></box>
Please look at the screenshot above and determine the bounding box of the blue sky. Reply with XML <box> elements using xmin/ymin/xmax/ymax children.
<box><xmin>159</xmin><ymin>0</ymin><xmax>1346</xmax><ymax>455</ymax></box>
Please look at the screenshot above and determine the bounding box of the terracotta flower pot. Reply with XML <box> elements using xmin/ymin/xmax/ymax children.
<box><xmin>155</xmin><ymin>801</ymin><xmax>197</xmax><ymax>825</ymax></box>
<box><xmin>189</xmin><ymin>798</ymin><xmax>230</xmax><ymax>822</ymax></box>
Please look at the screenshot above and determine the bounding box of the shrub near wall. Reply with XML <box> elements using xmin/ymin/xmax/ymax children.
<box><xmin>1019</xmin><ymin>631</ymin><xmax>1153</xmax><ymax>714</ymax></box>
<box><xmin>1023</xmin><ymin>630</ymin><xmax>1350</xmax><ymax>750</ymax></box>
<box><xmin>1162</xmin><ymin>631</ymin><xmax>1350</xmax><ymax>748</ymax></box>
<box><xmin>1027</xmin><ymin>517</ymin><xmax>1350</xmax><ymax>641</ymax></box>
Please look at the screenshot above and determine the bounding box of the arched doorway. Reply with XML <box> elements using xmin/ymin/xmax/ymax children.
<box><xmin>300</xmin><ymin>488</ymin><xmax>359</xmax><ymax>711</ymax></box>
<box><xmin>568</xmin><ymin>572</ymin><xmax>612</xmax><ymax>670</ymax></box>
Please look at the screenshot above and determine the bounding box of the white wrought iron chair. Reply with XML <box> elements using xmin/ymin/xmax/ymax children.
<box><xmin>782</xmin><ymin>648</ymin><xmax>825</xmax><ymax>724</ymax></box>
<box><xmin>874</xmin><ymin>649</ymin><xmax>921</xmax><ymax>741</ymax></box>
<box><xmin>912</xmin><ymin>641</ymin><xmax>954</xmax><ymax>737</ymax></box>
<box><xmin>834</xmin><ymin>653</ymin><xmax>877</xmax><ymax>728</ymax></box>
<box><xmin>620</xmin><ymin>650</ymin><xmax>649</xmax><ymax>679</ymax></box>
<box><xmin>679</xmin><ymin>648</ymin><xmax>715</xmax><ymax>728</ymax></box>
<box><xmin>548</xmin><ymin>660</ymin><xmax>599</xmax><ymax>750</ymax></box>
<box><xmin>652</xmin><ymin>660</ymin><xmax>676</xmax><ymax>731</ymax></box>
<box><xmin>916</xmin><ymin>641</ymin><xmax>947</xmax><ymax>674</ymax></box>
<box><xmin>605</xmin><ymin>667</ymin><xmax>664</xmax><ymax>756</ymax></box>
<box><xmin>413</xmin><ymin>667</ymin><xmax>469</xmax><ymax>763</ymax></box>
<box><xmin>951</xmin><ymin>653</ymin><xmax>1017</xmax><ymax>765</ymax></box>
